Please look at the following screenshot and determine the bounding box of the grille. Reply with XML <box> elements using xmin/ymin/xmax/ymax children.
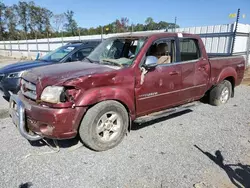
<box><xmin>21</xmin><ymin>79</ymin><xmax>37</xmax><ymax>100</ymax></box>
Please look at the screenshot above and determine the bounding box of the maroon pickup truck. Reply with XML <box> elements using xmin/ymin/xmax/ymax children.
<box><xmin>9</xmin><ymin>32</ymin><xmax>246</xmax><ymax>151</ymax></box>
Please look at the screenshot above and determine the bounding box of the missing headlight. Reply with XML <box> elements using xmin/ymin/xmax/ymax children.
<box><xmin>59</xmin><ymin>91</ymin><xmax>68</xmax><ymax>102</ymax></box>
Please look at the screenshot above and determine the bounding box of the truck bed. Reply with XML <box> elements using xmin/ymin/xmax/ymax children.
<box><xmin>208</xmin><ymin>55</ymin><xmax>246</xmax><ymax>87</ymax></box>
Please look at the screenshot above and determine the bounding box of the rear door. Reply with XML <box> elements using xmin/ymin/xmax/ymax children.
<box><xmin>177</xmin><ymin>37</ymin><xmax>210</xmax><ymax>102</ymax></box>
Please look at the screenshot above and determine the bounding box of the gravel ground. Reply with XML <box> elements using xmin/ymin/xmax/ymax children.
<box><xmin>0</xmin><ymin>59</ymin><xmax>250</xmax><ymax>188</ymax></box>
<box><xmin>0</xmin><ymin>56</ymin><xmax>18</xmax><ymax>64</ymax></box>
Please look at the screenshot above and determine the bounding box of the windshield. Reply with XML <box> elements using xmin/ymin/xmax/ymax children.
<box><xmin>87</xmin><ymin>37</ymin><xmax>146</xmax><ymax>67</ymax></box>
<box><xmin>40</xmin><ymin>45</ymin><xmax>76</xmax><ymax>62</ymax></box>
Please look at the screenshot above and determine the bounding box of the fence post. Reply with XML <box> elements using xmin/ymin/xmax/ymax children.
<box><xmin>210</xmin><ymin>25</ymin><xmax>215</xmax><ymax>53</ymax></box>
<box><xmin>47</xmin><ymin>32</ymin><xmax>50</xmax><ymax>52</ymax></box>
<box><xmin>18</xmin><ymin>40</ymin><xmax>20</xmax><ymax>53</ymax></box>
<box><xmin>246</xmin><ymin>32</ymin><xmax>250</xmax><ymax>67</ymax></box>
<box><xmin>48</xmin><ymin>38</ymin><xmax>50</xmax><ymax>51</ymax></box>
<box><xmin>3</xmin><ymin>40</ymin><xmax>6</xmax><ymax>55</ymax></box>
<box><xmin>216</xmin><ymin>24</ymin><xmax>222</xmax><ymax>53</ymax></box>
<box><xmin>9</xmin><ymin>40</ymin><xmax>12</xmax><ymax>56</ymax></box>
<box><xmin>26</xmin><ymin>38</ymin><xmax>29</xmax><ymax>58</ymax></box>
<box><xmin>203</xmin><ymin>26</ymin><xmax>208</xmax><ymax>50</ymax></box>
<box><xmin>36</xmin><ymin>37</ymin><xmax>39</xmax><ymax>53</ymax></box>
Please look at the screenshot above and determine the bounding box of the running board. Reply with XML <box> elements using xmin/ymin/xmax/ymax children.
<box><xmin>134</xmin><ymin>101</ymin><xmax>200</xmax><ymax>124</ymax></box>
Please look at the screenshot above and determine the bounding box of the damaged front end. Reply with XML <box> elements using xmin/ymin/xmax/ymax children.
<box><xmin>38</xmin><ymin>85</ymin><xmax>81</xmax><ymax>109</ymax></box>
<box><xmin>9</xmin><ymin>78</ymin><xmax>86</xmax><ymax>140</ymax></box>
<box><xmin>9</xmin><ymin>93</ymin><xmax>42</xmax><ymax>141</ymax></box>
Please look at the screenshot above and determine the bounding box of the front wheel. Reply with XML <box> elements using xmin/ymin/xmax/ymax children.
<box><xmin>79</xmin><ymin>100</ymin><xmax>128</xmax><ymax>151</ymax></box>
<box><xmin>209</xmin><ymin>80</ymin><xmax>232</xmax><ymax>106</ymax></box>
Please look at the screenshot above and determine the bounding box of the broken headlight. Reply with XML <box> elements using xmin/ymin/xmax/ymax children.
<box><xmin>41</xmin><ymin>86</ymin><xmax>64</xmax><ymax>104</ymax></box>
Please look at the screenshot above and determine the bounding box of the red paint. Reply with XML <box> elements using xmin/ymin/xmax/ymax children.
<box><xmin>21</xmin><ymin>33</ymin><xmax>245</xmax><ymax>139</ymax></box>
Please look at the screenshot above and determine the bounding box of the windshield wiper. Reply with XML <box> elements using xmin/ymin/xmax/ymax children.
<box><xmin>101</xmin><ymin>59</ymin><xmax>121</xmax><ymax>67</ymax></box>
<box><xmin>84</xmin><ymin>57</ymin><xmax>94</xmax><ymax>63</ymax></box>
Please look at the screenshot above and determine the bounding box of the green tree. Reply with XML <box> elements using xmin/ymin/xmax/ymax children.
<box><xmin>145</xmin><ymin>17</ymin><xmax>156</xmax><ymax>30</ymax></box>
<box><xmin>88</xmin><ymin>27</ymin><xmax>96</xmax><ymax>35</ymax></box>
<box><xmin>42</xmin><ymin>8</ymin><xmax>53</xmax><ymax>34</ymax></box>
<box><xmin>0</xmin><ymin>1</ymin><xmax>6</xmax><ymax>40</ymax></box>
<box><xmin>121</xmin><ymin>17</ymin><xmax>129</xmax><ymax>31</ymax></box>
<box><xmin>64</xmin><ymin>10</ymin><xmax>78</xmax><ymax>36</ymax></box>
<box><xmin>4</xmin><ymin>5</ymin><xmax>18</xmax><ymax>40</ymax></box>
<box><xmin>134</xmin><ymin>23</ymin><xmax>145</xmax><ymax>31</ymax></box>
<box><xmin>1</xmin><ymin>2</ymin><xmax>181</xmax><ymax>40</ymax></box>
<box><xmin>17</xmin><ymin>1</ymin><xmax>29</xmax><ymax>38</ymax></box>
<box><xmin>156</xmin><ymin>21</ymin><xmax>169</xmax><ymax>30</ymax></box>
<box><xmin>52</xmin><ymin>13</ymin><xmax>66</xmax><ymax>32</ymax></box>
<box><xmin>26</xmin><ymin>1</ymin><xmax>53</xmax><ymax>39</ymax></box>
<box><xmin>79</xmin><ymin>27</ymin><xmax>88</xmax><ymax>35</ymax></box>
<box><xmin>167</xmin><ymin>23</ymin><xmax>180</xmax><ymax>30</ymax></box>
<box><xmin>28</xmin><ymin>1</ymin><xmax>39</xmax><ymax>38</ymax></box>
<box><xmin>115</xmin><ymin>17</ymin><xmax>129</xmax><ymax>33</ymax></box>
<box><xmin>145</xmin><ymin>17</ymin><xmax>154</xmax><ymax>25</ymax></box>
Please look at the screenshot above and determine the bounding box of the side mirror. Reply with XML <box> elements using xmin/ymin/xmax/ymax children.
<box><xmin>143</xmin><ymin>56</ymin><xmax>158</xmax><ymax>70</ymax></box>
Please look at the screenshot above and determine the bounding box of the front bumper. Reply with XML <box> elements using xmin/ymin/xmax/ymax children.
<box><xmin>9</xmin><ymin>94</ymin><xmax>42</xmax><ymax>141</ymax></box>
<box><xmin>9</xmin><ymin>93</ymin><xmax>87</xmax><ymax>140</ymax></box>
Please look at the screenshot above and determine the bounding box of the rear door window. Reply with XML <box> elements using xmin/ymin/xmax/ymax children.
<box><xmin>179</xmin><ymin>39</ymin><xmax>200</xmax><ymax>61</ymax></box>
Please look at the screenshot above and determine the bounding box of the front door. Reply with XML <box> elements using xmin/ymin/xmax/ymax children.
<box><xmin>135</xmin><ymin>38</ymin><xmax>182</xmax><ymax>116</ymax></box>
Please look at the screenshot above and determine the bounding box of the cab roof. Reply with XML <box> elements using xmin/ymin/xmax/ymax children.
<box><xmin>109</xmin><ymin>32</ymin><xmax>198</xmax><ymax>39</ymax></box>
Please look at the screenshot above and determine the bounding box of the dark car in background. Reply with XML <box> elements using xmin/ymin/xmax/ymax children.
<box><xmin>0</xmin><ymin>40</ymin><xmax>101</xmax><ymax>99</ymax></box>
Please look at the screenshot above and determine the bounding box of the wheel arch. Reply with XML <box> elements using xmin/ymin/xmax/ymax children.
<box><xmin>216</xmin><ymin>67</ymin><xmax>237</xmax><ymax>97</ymax></box>
<box><xmin>224</xmin><ymin>76</ymin><xmax>235</xmax><ymax>97</ymax></box>
<box><xmin>75</xmin><ymin>88</ymin><xmax>135</xmax><ymax>132</ymax></box>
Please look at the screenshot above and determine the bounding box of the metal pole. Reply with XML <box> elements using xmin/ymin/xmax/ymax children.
<box><xmin>174</xmin><ymin>17</ymin><xmax>177</xmax><ymax>32</ymax></box>
<box><xmin>246</xmin><ymin>32</ymin><xmax>250</xmax><ymax>67</ymax></box>
<box><xmin>101</xmin><ymin>26</ymin><xmax>103</xmax><ymax>41</ymax></box>
<box><xmin>231</xmin><ymin>8</ymin><xmax>240</xmax><ymax>55</ymax></box>
<box><xmin>78</xmin><ymin>29</ymin><xmax>81</xmax><ymax>41</ymax></box>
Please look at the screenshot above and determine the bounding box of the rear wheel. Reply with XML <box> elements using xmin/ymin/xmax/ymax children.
<box><xmin>79</xmin><ymin>100</ymin><xmax>128</xmax><ymax>151</ymax></box>
<box><xmin>209</xmin><ymin>80</ymin><xmax>232</xmax><ymax>106</ymax></box>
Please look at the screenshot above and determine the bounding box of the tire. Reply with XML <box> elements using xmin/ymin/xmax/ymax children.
<box><xmin>79</xmin><ymin>100</ymin><xmax>128</xmax><ymax>151</ymax></box>
<box><xmin>209</xmin><ymin>80</ymin><xmax>232</xmax><ymax>106</ymax></box>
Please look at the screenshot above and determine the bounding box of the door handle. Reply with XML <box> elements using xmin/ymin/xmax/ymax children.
<box><xmin>169</xmin><ymin>71</ymin><xmax>179</xmax><ymax>76</ymax></box>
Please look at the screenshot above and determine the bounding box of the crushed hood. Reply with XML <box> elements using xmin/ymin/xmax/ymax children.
<box><xmin>22</xmin><ymin>61</ymin><xmax>119</xmax><ymax>86</ymax></box>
